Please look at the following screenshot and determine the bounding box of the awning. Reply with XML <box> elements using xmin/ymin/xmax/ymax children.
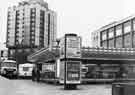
<box><xmin>27</xmin><ymin>47</ymin><xmax>60</xmax><ymax>63</ymax></box>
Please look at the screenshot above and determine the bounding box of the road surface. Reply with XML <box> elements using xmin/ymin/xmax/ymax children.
<box><xmin>0</xmin><ymin>76</ymin><xmax>112</xmax><ymax>95</ymax></box>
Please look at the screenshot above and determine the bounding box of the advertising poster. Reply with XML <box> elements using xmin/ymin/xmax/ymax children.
<box><xmin>66</xmin><ymin>36</ymin><xmax>81</xmax><ymax>58</ymax></box>
<box><xmin>66</xmin><ymin>61</ymin><xmax>81</xmax><ymax>84</ymax></box>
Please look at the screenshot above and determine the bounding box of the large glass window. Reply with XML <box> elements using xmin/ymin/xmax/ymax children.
<box><xmin>124</xmin><ymin>34</ymin><xmax>131</xmax><ymax>48</ymax></box>
<box><xmin>101</xmin><ymin>31</ymin><xmax>107</xmax><ymax>41</ymax></box>
<box><xmin>108</xmin><ymin>28</ymin><xmax>114</xmax><ymax>39</ymax></box>
<box><xmin>133</xmin><ymin>33</ymin><xmax>135</xmax><ymax>47</ymax></box>
<box><xmin>116</xmin><ymin>25</ymin><xmax>122</xmax><ymax>36</ymax></box>
<box><xmin>101</xmin><ymin>41</ymin><xmax>107</xmax><ymax>47</ymax></box>
<box><xmin>133</xmin><ymin>19</ymin><xmax>135</xmax><ymax>31</ymax></box>
<box><xmin>108</xmin><ymin>39</ymin><xmax>114</xmax><ymax>48</ymax></box>
<box><xmin>124</xmin><ymin>21</ymin><xmax>131</xmax><ymax>34</ymax></box>
<box><xmin>116</xmin><ymin>37</ymin><xmax>122</xmax><ymax>48</ymax></box>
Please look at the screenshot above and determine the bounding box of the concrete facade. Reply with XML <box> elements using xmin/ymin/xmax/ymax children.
<box><xmin>6</xmin><ymin>0</ymin><xmax>57</xmax><ymax>55</ymax></box>
<box><xmin>6</xmin><ymin>0</ymin><xmax>57</xmax><ymax>62</ymax></box>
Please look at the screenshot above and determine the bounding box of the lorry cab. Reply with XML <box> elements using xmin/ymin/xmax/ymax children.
<box><xmin>0</xmin><ymin>60</ymin><xmax>17</xmax><ymax>78</ymax></box>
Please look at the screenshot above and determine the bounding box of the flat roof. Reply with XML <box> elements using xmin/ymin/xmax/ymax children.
<box><xmin>95</xmin><ymin>15</ymin><xmax>135</xmax><ymax>33</ymax></box>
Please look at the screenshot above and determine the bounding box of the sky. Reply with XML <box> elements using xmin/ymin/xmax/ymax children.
<box><xmin>0</xmin><ymin>0</ymin><xmax>135</xmax><ymax>49</ymax></box>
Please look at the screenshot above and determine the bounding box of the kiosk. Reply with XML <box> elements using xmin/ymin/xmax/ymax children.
<box><xmin>59</xmin><ymin>33</ymin><xmax>82</xmax><ymax>89</ymax></box>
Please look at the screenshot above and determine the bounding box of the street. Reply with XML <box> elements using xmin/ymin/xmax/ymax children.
<box><xmin>0</xmin><ymin>76</ymin><xmax>112</xmax><ymax>95</ymax></box>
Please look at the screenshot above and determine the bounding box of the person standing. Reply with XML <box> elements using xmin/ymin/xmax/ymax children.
<box><xmin>36</xmin><ymin>68</ymin><xmax>40</xmax><ymax>82</ymax></box>
<box><xmin>32</xmin><ymin>67</ymin><xmax>36</xmax><ymax>81</ymax></box>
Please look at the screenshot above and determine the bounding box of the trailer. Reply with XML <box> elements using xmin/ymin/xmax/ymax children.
<box><xmin>18</xmin><ymin>63</ymin><xmax>35</xmax><ymax>78</ymax></box>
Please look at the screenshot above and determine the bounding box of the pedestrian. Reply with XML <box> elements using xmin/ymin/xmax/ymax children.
<box><xmin>36</xmin><ymin>68</ymin><xmax>40</xmax><ymax>82</ymax></box>
<box><xmin>32</xmin><ymin>67</ymin><xmax>36</xmax><ymax>81</ymax></box>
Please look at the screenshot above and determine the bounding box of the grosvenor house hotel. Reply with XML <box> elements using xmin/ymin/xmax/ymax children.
<box><xmin>6</xmin><ymin>0</ymin><xmax>56</xmax><ymax>63</ymax></box>
<box><xmin>92</xmin><ymin>15</ymin><xmax>135</xmax><ymax>48</ymax></box>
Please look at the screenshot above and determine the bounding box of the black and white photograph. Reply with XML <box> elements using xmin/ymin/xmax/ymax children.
<box><xmin>0</xmin><ymin>0</ymin><xmax>135</xmax><ymax>95</ymax></box>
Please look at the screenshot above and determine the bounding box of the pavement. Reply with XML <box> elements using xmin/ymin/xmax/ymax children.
<box><xmin>0</xmin><ymin>76</ymin><xmax>112</xmax><ymax>95</ymax></box>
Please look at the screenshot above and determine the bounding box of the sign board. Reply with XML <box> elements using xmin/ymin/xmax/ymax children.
<box><xmin>66</xmin><ymin>36</ymin><xmax>81</xmax><ymax>58</ymax></box>
<box><xmin>60</xmin><ymin>61</ymin><xmax>81</xmax><ymax>84</ymax></box>
<box><xmin>60</xmin><ymin>35</ymin><xmax>81</xmax><ymax>59</ymax></box>
<box><xmin>66</xmin><ymin>61</ymin><xmax>81</xmax><ymax>84</ymax></box>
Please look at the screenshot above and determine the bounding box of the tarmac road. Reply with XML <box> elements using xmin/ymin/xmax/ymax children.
<box><xmin>0</xmin><ymin>76</ymin><xmax>112</xmax><ymax>95</ymax></box>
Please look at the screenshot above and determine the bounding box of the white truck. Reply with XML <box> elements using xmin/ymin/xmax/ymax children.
<box><xmin>0</xmin><ymin>60</ymin><xmax>17</xmax><ymax>78</ymax></box>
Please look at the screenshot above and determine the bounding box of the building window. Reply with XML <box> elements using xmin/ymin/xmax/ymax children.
<box><xmin>108</xmin><ymin>28</ymin><xmax>114</xmax><ymax>39</ymax></box>
<box><xmin>116</xmin><ymin>25</ymin><xmax>122</xmax><ymax>36</ymax></box>
<box><xmin>16</xmin><ymin>41</ymin><xmax>19</xmax><ymax>45</ymax></box>
<box><xmin>31</xmin><ymin>21</ymin><xmax>35</xmax><ymax>24</ymax></box>
<box><xmin>31</xmin><ymin>14</ymin><xmax>35</xmax><ymax>17</ymax></box>
<box><xmin>133</xmin><ymin>33</ymin><xmax>135</xmax><ymax>47</ymax></box>
<box><xmin>101</xmin><ymin>41</ymin><xmax>107</xmax><ymax>47</ymax></box>
<box><xmin>31</xmin><ymin>41</ymin><xmax>34</xmax><ymax>44</ymax></box>
<box><xmin>31</xmin><ymin>35</ymin><xmax>35</xmax><ymax>39</ymax></box>
<box><xmin>32</xmin><ymin>9</ymin><xmax>36</xmax><ymax>12</ymax></box>
<box><xmin>108</xmin><ymin>39</ymin><xmax>114</xmax><ymax>48</ymax></box>
<box><xmin>133</xmin><ymin>19</ymin><xmax>135</xmax><ymax>31</ymax></box>
<box><xmin>31</xmin><ymin>31</ymin><xmax>34</xmax><ymax>35</ymax></box>
<box><xmin>124</xmin><ymin>21</ymin><xmax>131</xmax><ymax>34</ymax></box>
<box><xmin>32</xmin><ymin>27</ymin><xmax>35</xmax><ymax>30</ymax></box>
<box><xmin>124</xmin><ymin>34</ymin><xmax>131</xmax><ymax>48</ymax></box>
<box><xmin>31</xmin><ymin>18</ymin><xmax>35</xmax><ymax>21</ymax></box>
<box><xmin>94</xmin><ymin>35</ymin><xmax>98</xmax><ymax>41</ymax></box>
<box><xmin>101</xmin><ymin>31</ymin><xmax>107</xmax><ymax>41</ymax></box>
<box><xmin>116</xmin><ymin>36</ymin><xmax>122</xmax><ymax>48</ymax></box>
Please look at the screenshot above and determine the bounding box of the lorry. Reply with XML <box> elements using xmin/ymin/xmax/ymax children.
<box><xmin>0</xmin><ymin>60</ymin><xmax>17</xmax><ymax>78</ymax></box>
